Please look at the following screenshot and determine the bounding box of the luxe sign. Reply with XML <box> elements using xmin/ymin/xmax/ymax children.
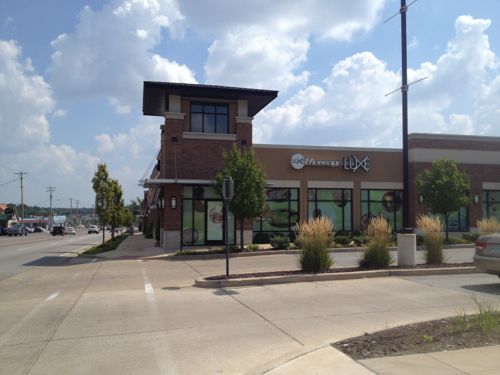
<box><xmin>290</xmin><ymin>153</ymin><xmax>370</xmax><ymax>173</ymax></box>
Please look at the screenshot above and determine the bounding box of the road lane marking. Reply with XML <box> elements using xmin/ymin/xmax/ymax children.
<box><xmin>145</xmin><ymin>283</ymin><xmax>154</xmax><ymax>294</ymax></box>
<box><xmin>46</xmin><ymin>290</ymin><xmax>60</xmax><ymax>301</ymax></box>
<box><xmin>17</xmin><ymin>247</ymin><xmax>32</xmax><ymax>252</ymax></box>
<box><xmin>91</xmin><ymin>259</ymin><xmax>97</xmax><ymax>263</ymax></box>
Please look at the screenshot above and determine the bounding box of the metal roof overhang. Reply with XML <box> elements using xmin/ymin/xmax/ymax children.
<box><xmin>143</xmin><ymin>81</ymin><xmax>278</xmax><ymax>117</ymax></box>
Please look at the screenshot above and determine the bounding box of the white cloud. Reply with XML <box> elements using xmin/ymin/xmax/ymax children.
<box><xmin>0</xmin><ymin>39</ymin><xmax>100</xmax><ymax>206</ymax></box>
<box><xmin>49</xmin><ymin>0</ymin><xmax>196</xmax><ymax>113</ymax></box>
<box><xmin>195</xmin><ymin>0</ymin><xmax>386</xmax><ymax>91</ymax></box>
<box><xmin>254</xmin><ymin>15</ymin><xmax>500</xmax><ymax>147</ymax></box>
<box><xmin>205</xmin><ymin>27</ymin><xmax>310</xmax><ymax>91</ymax></box>
<box><xmin>181</xmin><ymin>0</ymin><xmax>385</xmax><ymax>41</ymax></box>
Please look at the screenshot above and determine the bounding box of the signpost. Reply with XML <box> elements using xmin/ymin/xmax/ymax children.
<box><xmin>222</xmin><ymin>176</ymin><xmax>234</xmax><ymax>278</ymax></box>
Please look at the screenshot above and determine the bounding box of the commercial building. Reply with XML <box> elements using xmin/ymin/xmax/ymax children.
<box><xmin>142</xmin><ymin>81</ymin><xmax>500</xmax><ymax>250</ymax></box>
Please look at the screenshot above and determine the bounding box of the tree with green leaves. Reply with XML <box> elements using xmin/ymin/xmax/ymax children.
<box><xmin>415</xmin><ymin>158</ymin><xmax>470</xmax><ymax>242</ymax></box>
<box><xmin>108</xmin><ymin>179</ymin><xmax>125</xmax><ymax>239</ymax></box>
<box><xmin>216</xmin><ymin>144</ymin><xmax>267</xmax><ymax>250</ymax></box>
<box><xmin>92</xmin><ymin>164</ymin><xmax>113</xmax><ymax>243</ymax></box>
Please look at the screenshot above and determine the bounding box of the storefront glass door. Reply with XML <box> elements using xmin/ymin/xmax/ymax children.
<box><xmin>206</xmin><ymin>201</ymin><xmax>224</xmax><ymax>243</ymax></box>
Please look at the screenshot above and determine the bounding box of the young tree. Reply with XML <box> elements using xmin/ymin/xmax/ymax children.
<box><xmin>92</xmin><ymin>164</ymin><xmax>113</xmax><ymax>243</ymax></box>
<box><xmin>216</xmin><ymin>144</ymin><xmax>267</xmax><ymax>250</ymax></box>
<box><xmin>108</xmin><ymin>179</ymin><xmax>125</xmax><ymax>239</ymax></box>
<box><xmin>415</xmin><ymin>158</ymin><xmax>470</xmax><ymax>242</ymax></box>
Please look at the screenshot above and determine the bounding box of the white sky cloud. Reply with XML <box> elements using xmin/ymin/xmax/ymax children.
<box><xmin>254</xmin><ymin>15</ymin><xmax>500</xmax><ymax>148</ymax></box>
<box><xmin>0</xmin><ymin>39</ymin><xmax>100</xmax><ymax>206</ymax></box>
<box><xmin>195</xmin><ymin>0</ymin><xmax>386</xmax><ymax>91</ymax></box>
<box><xmin>49</xmin><ymin>0</ymin><xmax>196</xmax><ymax>113</ymax></box>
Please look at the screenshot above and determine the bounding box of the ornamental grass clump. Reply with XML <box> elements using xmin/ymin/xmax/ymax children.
<box><xmin>296</xmin><ymin>217</ymin><xmax>334</xmax><ymax>273</ymax></box>
<box><xmin>477</xmin><ymin>217</ymin><xmax>500</xmax><ymax>235</ymax></box>
<box><xmin>359</xmin><ymin>216</ymin><xmax>393</xmax><ymax>268</ymax></box>
<box><xmin>417</xmin><ymin>214</ymin><xmax>444</xmax><ymax>264</ymax></box>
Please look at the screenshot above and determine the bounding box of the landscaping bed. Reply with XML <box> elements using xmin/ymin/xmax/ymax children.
<box><xmin>205</xmin><ymin>262</ymin><xmax>473</xmax><ymax>280</ymax></box>
<box><xmin>333</xmin><ymin>311</ymin><xmax>500</xmax><ymax>360</ymax></box>
<box><xmin>83</xmin><ymin>234</ymin><xmax>128</xmax><ymax>255</ymax></box>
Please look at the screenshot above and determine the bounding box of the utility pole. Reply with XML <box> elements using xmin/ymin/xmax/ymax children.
<box><xmin>385</xmin><ymin>0</ymin><xmax>425</xmax><ymax>229</ymax></box>
<box><xmin>46</xmin><ymin>186</ymin><xmax>55</xmax><ymax>230</ymax></box>
<box><xmin>15</xmin><ymin>171</ymin><xmax>27</xmax><ymax>223</ymax></box>
<box><xmin>76</xmin><ymin>199</ymin><xmax>80</xmax><ymax>227</ymax></box>
<box><xmin>69</xmin><ymin>198</ymin><xmax>73</xmax><ymax>227</ymax></box>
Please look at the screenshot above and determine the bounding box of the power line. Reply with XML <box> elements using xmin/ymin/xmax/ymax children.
<box><xmin>0</xmin><ymin>178</ymin><xmax>18</xmax><ymax>186</ymax></box>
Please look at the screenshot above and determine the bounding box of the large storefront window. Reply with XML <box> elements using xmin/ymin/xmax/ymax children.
<box><xmin>182</xmin><ymin>186</ymin><xmax>234</xmax><ymax>246</ymax></box>
<box><xmin>307</xmin><ymin>189</ymin><xmax>352</xmax><ymax>232</ymax></box>
<box><xmin>437</xmin><ymin>207</ymin><xmax>468</xmax><ymax>232</ymax></box>
<box><xmin>253</xmin><ymin>188</ymin><xmax>299</xmax><ymax>236</ymax></box>
<box><xmin>361</xmin><ymin>189</ymin><xmax>402</xmax><ymax>231</ymax></box>
<box><xmin>483</xmin><ymin>190</ymin><xmax>500</xmax><ymax>221</ymax></box>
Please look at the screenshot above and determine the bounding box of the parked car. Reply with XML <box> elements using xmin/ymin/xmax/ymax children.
<box><xmin>88</xmin><ymin>225</ymin><xmax>99</xmax><ymax>234</ymax></box>
<box><xmin>0</xmin><ymin>227</ymin><xmax>6</xmax><ymax>235</ymax></box>
<box><xmin>7</xmin><ymin>224</ymin><xmax>28</xmax><ymax>236</ymax></box>
<box><xmin>64</xmin><ymin>226</ymin><xmax>76</xmax><ymax>235</ymax></box>
<box><xmin>34</xmin><ymin>227</ymin><xmax>46</xmax><ymax>232</ymax></box>
<box><xmin>26</xmin><ymin>226</ymin><xmax>35</xmax><ymax>233</ymax></box>
<box><xmin>51</xmin><ymin>226</ymin><xmax>65</xmax><ymax>236</ymax></box>
<box><xmin>474</xmin><ymin>234</ymin><xmax>500</xmax><ymax>277</ymax></box>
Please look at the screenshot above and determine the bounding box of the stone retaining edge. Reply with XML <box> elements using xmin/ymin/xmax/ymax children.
<box><xmin>194</xmin><ymin>266</ymin><xmax>478</xmax><ymax>288</ymax></box>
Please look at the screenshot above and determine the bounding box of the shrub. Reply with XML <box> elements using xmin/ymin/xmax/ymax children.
<box><xmin>462</xmin><ymin>232</ymin><xmax>480</xmax><ymax>243</ymax></box>
<box><xmin>270</xmin><ymin>235</ymin><xmax>290</xmax><ymax>250</ymax></box>
<box><xmin>477</xmin><ymin>217</ymin><xmax>500</xmax><ymax>234</ymax></box>
<box><xmin>335</xmin><ymin>230</ymin><xmax>349</xmax><ymax>237</ymax></box>
<box><xmin>351</xmin><ymin>235</ymin><xmax>365</xmax><ymax>247</ymax></box>
<box><xmin>246</xmin><ymin>244</ymin><xmax>259</xmax><ymax>251</ymax></box>
<box><xmin>359</xmin><ymin>217</ymin><xmax>393</xmax><ymax>268</ymax></box>
<box><xmin>253</xmin><ymin>232</ymin><xmax>271</xmax><ymax>244</ymax></box>
<box><xmin>334</xmin><ymin>235</ymin><xmax>351</xmax><ymax>247</ymax></box>
<box><xmin>296</xmin><ymin>217</ymin><xmax>334</xmax><ymax>273</ymax></box>
<box><xmin>417</xmin><ymin>214</ymin><xmax>443</xmax><ymax>264</ymax></box>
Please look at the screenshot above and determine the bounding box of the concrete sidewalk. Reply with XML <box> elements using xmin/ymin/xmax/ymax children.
<box><xmin>86</xmin><ymin>234</ymin><xmax>498</xmax><ymax>374</ymax></box>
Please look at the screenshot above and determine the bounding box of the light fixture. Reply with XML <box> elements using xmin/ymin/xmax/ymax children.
<box><xmin>171</xmin><ymin>196</ymin><xmax>177</xmax><ymax>209</ymax></box>
<box><xmin>474</xmin><ymin>194</ymin><xmax>479</xmax><ymax>204</ymax></box>
<box><xmin>418</xmin><ymin>194</ymin><xmax>424</xmax><ymax>204</ymax></box>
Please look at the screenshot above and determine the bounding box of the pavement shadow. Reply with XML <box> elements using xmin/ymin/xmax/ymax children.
<box><xmin>162</xmin><ymin>287</ymin><xmax>181</xmax><ymax>291</ymax></box>
<box><xmin>22</xmin><ymin>256</ymin><xmax>98</xmax><ymax>267</ymax></box>
<box><xmin>462</xmin><ymin>283</ymin><xmax>500</xmax><ymax>296</ymax></box>
<box><xmin>213</xmin><ymin>289</ymin><xmax>239</xmax><ymax>296</ymax></box>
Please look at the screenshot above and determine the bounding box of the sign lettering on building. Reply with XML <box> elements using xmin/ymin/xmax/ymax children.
<box><xmin>290</xmin><ymin>153</ymin><xmax>370</xmax><ymax>173</ymax></box>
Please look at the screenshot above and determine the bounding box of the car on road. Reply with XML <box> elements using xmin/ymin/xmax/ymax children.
<box><xmin>64</xmin><ymin>226</ymin><xmax>76</xmax><ymax>235</ymax></box>
<box><xmin>51</xmin><ymin>226</ymin><xmax>65</xmax><ymax>236</ymax></box>
<box><xmin>7</xmin><ymin>224</ymin><xmax>28</xmax><ymax>236</ymax></box>
<box><xmin>88</xmin><ymin>225</ymin><xmax>99</xmax><ymax>234</ymax></box>
<box><xmin>474</xmin><ymin>233</ymin><xmax>500</xmax><ymax>277</ymax></box>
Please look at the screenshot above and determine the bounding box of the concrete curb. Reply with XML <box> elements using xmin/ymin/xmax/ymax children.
<box><xmin>194</xmin><ymin>266</ymin><xmax>478</xmax><ymax>288</ymax></box>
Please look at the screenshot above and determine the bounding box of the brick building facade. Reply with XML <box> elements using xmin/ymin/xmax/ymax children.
<box><xmin>143</xmin><ymin>82</ymin><xmax>500</xmax><ymax>250</ymax></box>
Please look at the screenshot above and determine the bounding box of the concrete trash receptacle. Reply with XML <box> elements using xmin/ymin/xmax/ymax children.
<box><xmin>397</xmin><ymin>228</ymin><xmax>416</xmax><ymax>266</ymax></box>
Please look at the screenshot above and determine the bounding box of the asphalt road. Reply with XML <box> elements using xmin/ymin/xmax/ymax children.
<box><xmin>0</xmin><ymin>236</ymin><xmax>498</xmax><ymax>374</ymax></box>
<box><xmin>0</xmin><ymin>231</ymin><xmax>103</xmax><ymax>281</ymax></box>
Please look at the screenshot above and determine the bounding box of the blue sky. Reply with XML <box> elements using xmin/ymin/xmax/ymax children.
<box><xmin>1</xmin><ymin>0</ymin><xmax>499</xmax><ymax>209</ymax></box>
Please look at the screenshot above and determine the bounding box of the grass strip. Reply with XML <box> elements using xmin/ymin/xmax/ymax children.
<box><xmin>84</xmin><ymin>234</ymin><xmax>128</xmax><ymax>255</ymax></box>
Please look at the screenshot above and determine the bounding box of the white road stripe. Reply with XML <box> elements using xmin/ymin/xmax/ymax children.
<box><xmin>145</xmin><ymin>283</ymin><xmax>154</xmax><ymax>295</ymax></box>
<box><xmin>91</xmin><ymin>259</ymin><xmax>97</xmax><ymax>263</ymax></box>
<box><xmin>46</xmin><ymin>290</ymin><xmax>60</xmax><ymax>301</ymax></box>
<box><xmin>17</xmin><ymin>247</ymin><xmax>32</xmax><ymax>252</ymax></box>
<box><xmin>59</xmin><ymin>252</ymin><xmax>72</xmax><ymax>257</ymax></box>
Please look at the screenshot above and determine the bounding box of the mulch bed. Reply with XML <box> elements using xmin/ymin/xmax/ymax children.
<box><xmin>206</xmin><ymin>262</ymin><xmax>474</xmax><ymax>280</ymax></box>
<box><xmin>333</xmin><ymin>315</ymin><xmax>500</xmax><ymax>359</ymax></box>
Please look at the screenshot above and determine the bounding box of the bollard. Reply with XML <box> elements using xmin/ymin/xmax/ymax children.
<box><xmin>397</xmin><ymin>228</ymin><xmax>416</xmax><ymax>266</ymax></box>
